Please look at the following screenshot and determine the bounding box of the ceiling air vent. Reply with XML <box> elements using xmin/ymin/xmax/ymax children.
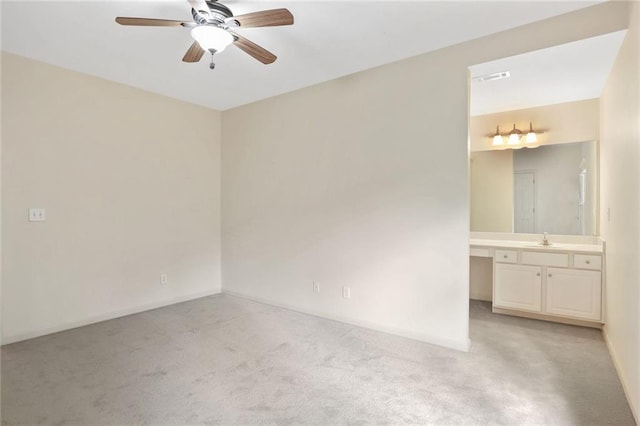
<box><xmin>472</xmin><ymin>71</ymin><xmax>511</xmax><ymax>83</ymax></box>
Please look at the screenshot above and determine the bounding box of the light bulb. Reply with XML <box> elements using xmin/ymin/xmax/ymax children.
<box><xmin>492</xmin><ymin>126</ymin><xmax>504</xmax><ymax>146</ymax></box>
<box><xmin>525</xmin><ymin>122</ymin><xmax>537</xmax><ymax>143</ymax></box>
<box><xmin>507</xmin><ymin>124</ymin><xmax>522</xmax><ymax>145</ymax></box>
<box><xmin>191</xmin><ymin>26</ymin><xmax>234</xmax><ymax>53</ymax></box>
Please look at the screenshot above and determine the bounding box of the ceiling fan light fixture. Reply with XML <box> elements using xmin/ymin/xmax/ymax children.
<box><xmin>191</xmin><ymin>25</ymin><xmax>234</xmax><ymax>53</ymax></box>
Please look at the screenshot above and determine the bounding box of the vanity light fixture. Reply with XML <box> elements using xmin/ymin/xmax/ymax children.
<box><xmin>488</xmin><ymin>122</ymin><xmax>543</xmax><ymax>148</ymax></box>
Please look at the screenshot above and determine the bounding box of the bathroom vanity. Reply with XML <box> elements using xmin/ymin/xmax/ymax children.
<box><xmin>470</xmin><ymin>233</ymin><xmax>604</xmax><ymax>328</ymax></box>
<box><xmin>468</xmin><ymin>130</ymin><xmax>603</xmax><ymax>327</ymax></box>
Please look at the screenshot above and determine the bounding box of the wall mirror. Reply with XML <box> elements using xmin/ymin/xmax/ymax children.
<box><xmin>470</xmin><ymin>141</ymin><xmax>598</xmax><ymax>235</ymax></box>
<box><xmin>468</xmin><ymin>30</ymin><xmax>626</xmax><ymax>236</ymax></box>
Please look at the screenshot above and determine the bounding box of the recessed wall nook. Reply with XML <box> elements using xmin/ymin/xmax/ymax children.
<box><xmin>467</xmin><ymin>29</ymin><xmax>619</xmax><ymax>325</ymax></box>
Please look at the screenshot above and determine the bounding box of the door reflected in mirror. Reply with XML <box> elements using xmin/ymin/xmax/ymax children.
<box><xmin>470</xmin><ymin>141</ymin><xmax>598</xmax><ymax>236</ymax></box>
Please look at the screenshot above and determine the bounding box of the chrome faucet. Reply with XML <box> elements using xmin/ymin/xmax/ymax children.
<box><xmin>541</xmin><ymin>232</ymin><xmax>550</xmax><ymax>246</ymax></box>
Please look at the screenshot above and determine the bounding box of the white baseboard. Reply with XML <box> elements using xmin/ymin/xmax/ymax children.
<box><xmin>603</xmin><ymin>327</ymin><xmax>639</xmax><ymax>424</ymax></box>
<box><xmin>1</xmin><ymin>289</ymin><xmax>221</xmax><ymax>345</ymax></box>
<box><xmin>469</xmin><ymin>293</ymin><xmax>492</xmax><ymax>302</ymax></box>
<box><xmin>222</xmin><ymin>289</ymin><xmax>470</xmax><ymax>352</ymax></box>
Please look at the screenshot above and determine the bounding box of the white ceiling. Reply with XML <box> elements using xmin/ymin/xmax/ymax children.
<box><xmin>470</xmin><ymin>30</ymin><xmax>627</xmax><ymax>116</ymax></box>
<box><xmin>2</xmin><ymin>1</ymin><xmax>603</xmax><ymax>111</ymax></box>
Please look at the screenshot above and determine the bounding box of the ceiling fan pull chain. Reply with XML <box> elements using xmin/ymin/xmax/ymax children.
<box><xmin>209</xmin><ymin>52</ymin><xmax>216</xmax><ymax>70</ymax></box>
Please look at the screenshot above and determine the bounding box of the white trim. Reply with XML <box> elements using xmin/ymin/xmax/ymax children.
<box><xmin>1</xmin><ymin>289</ymin><xmax>221</xmax><ymax>346</ymax></box>
<box><xmin>602</xmin><ymin>327</ymin><xmax>639</xmax><ymax>425</ymax></box>
<box><xmin>222</xmin><ymin>289</ymin><xmax>471</xmax><ymax>353</ymax></box>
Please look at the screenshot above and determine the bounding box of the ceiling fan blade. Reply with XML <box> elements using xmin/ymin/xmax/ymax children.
<box><xmin>232</xmin><ymin>8</ymin><xmax>293</xmax><ymax>28</ymax></box>
<box><xmin>182</xmin><ymin>41</ymin><xmax>205</xmax><ymax>63</ymax></box>
<box><xmin>231</xmin><ymin>32</ymin><xmax>277</xmax><ymax>64</ymax></box>
<box><xmin>115</xmin><ymin>17</ymin><xmax>187</xmax><ymax>27</ymax></box>
<box><xmin>187</xmin><ymin>0</ymin><xmax>210</xmax><ymax>15</ymax></box>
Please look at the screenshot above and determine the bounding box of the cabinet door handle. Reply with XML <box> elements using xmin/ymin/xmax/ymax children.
<box><xmin>548</xmin><ymin>274</ymin><xmax>552</xmax><ymax>278</ymax></box>
<box><xmin>503</xmin><ymin>255</ymin><xmax>508</xmax><ymax>259</ymax></box>
<box><xmin>536</xmin><ymin>273</ymin><xmax>541</xmax><ymax>277</ymax></box>
<box><xmin>586</xmin><ymin>260</ymin><xmax>591</xmax><ymax>264</ymax></box>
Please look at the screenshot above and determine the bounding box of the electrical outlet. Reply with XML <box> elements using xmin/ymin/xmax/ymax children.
<box><xmin>342</xmin><ymin>286</ymin><xmax>351</xmax><ymax>299</ymax></box>
<box><xmin>313</xmin><ymin>281</ymin><xmax>320</xmax><ymax>294</ymax></box>
<box><xmin>28</xmin><ymin>208</ymin><xmax>46</xmax><ymax>222</ymax></box>
<box><xmin>160</xmin><ymin>274</ymin><xmax>168</xmax><ymax>285</ymax></box>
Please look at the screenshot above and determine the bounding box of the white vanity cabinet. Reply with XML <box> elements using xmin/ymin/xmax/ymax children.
<box><xmin>481</xmin><ymin>241</ymin><xmax>604</xmax><ymax>326</ymax></box>
<box><xmin>494</xmin><ymin>263</ymin><xmax>542</xmax><ymax>312</ymax></box>
<box><xmin>545</xmin><ymin>268</ymin><xmax>602</xmax><ymax>321</ymax></box>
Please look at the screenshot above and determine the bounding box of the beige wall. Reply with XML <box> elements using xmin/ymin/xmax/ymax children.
<box><xmin>221</xmin><ymin>2</ymin><xmax>628</xmax><ymax>351</ymax></box>
<box><xmin>600</xmin><ymin>1</ymin><xmax>640</xmax><ymax>421</ymax></box>
<box><xmin>470</xmin><ymin>150</ymin><xmax>513</xmax><ymax>232</ymax></box>
<box><xmin>470</xmin><ymin>99</ymin><xmax>599</xmax><ymax>152</ymax></box>
<box><xmin>469</xmin><ymin>257</ymin><xmax>493</xmax><ymax>302</ymax></box>
<box><xmin>1</xmin><ymin>53</ymin><xmax>222</xmax><ymax>343</ymax></box>
<box><xmin>223</xmin><ymin>51</ymin><xmax>471</xmax><ymax>350</ymax></box>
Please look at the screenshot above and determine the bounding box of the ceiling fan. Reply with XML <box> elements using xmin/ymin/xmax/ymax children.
<box><xmin>116</xmin><ymin>0</ymin><xmax>293</xmax><ymax>69</ymax></box>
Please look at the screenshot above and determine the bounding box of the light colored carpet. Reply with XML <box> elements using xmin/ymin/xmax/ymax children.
<box><xmin>1</xmin><ymin>294</ymin><xmax>635</xmax><ymax>425</ymax></box>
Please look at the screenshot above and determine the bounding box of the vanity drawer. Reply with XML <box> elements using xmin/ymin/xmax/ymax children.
<box><xmin>521</xmin><ymin>251</ymin><xmax>569</xmax><ymax>267</ymax></box>
<box><xmin>495</xmin><ymin>250</ymin><xmax>517</xmax><ymax>263</ymax></box>
<box><xmin>470</xmin><ymin>247</ymin><xmax>491</xmax><ymax>257</ymax></box>
<box><xmin>573</xmin><ymin>254</ymin><xmax>602</xmax><ymax>270</ymax></box>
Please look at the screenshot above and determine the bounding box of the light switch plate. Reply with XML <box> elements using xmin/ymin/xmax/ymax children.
<box><xmin>28</xmin><ymin>208</ymin><xmax>46</xmax><ymax>222</ymax></box>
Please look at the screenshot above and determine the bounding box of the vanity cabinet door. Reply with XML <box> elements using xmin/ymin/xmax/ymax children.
<box><xmin>494</xmin><ymin>263</ymin><xmax>542</xmax><ymax>313</ymax></box>
<box><xmin>545</xmin><ymin>268</ymin><xmax>601</xmax><ymax>321</ymax></box>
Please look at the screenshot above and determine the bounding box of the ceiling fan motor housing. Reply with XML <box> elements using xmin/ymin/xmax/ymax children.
<box><xmin>192</xmin><ymin>1</ymin><xmax>233</xmax><ymax>25</ymax></box>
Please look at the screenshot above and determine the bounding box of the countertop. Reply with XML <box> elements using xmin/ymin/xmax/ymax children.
<box><xmin>470</xmin><ymin>238</ymin><xmax>603</xmax><ymax>254</ymax></box>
